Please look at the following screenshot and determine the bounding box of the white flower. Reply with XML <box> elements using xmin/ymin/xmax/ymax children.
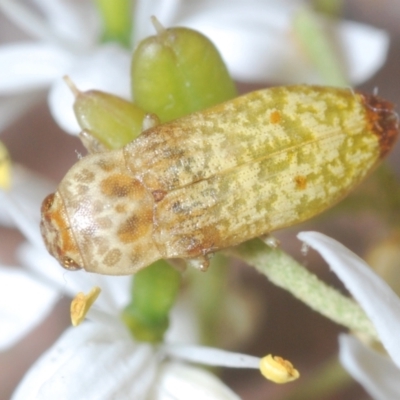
<box><xmin>298</xmin><ymin>231</ymin><xmax>400</xmax><ymax>400</ymax></box>
<box><xmin>0</xmin><ymin>0</ymin><xmax>390</xmax><ymax>134</ymax></box>
<box><xmin>11</xmin><ymin>301</ymin><xmax>261</xmax><ymax>399</ymax></box>
<box><xmin>9</xmin><ymin>276</ymin><xmax>268</xmax><ymax>399</ymax></box>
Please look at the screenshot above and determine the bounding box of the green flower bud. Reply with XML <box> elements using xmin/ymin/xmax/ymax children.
<box><xmin>131</xmin><ymin>19</ymin><xmax>237</xmax><ymax>122</ymax></box>
<box><xmin>69</xmin><ymin>79</ymin><xmax>147</xmax><ymax>150</ymax></box>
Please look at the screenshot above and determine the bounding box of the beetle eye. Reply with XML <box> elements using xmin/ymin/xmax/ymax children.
<box><xmin>62</xmin><ymin>256</ymin><xmax>82</xmax><ymax>271</ymax></box>
<box><xmin>41</xmin><ymin>193</ymin><xmax>55</xmax><ymax>213</ymax></box>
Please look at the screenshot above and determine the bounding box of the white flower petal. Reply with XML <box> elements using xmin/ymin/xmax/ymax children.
<box><xmin>0</xmin><ymin>42</ymin><xmax>74</xmax><ymax>94</ymax></box>
<box><xmin>17</xmin><ymin>242</ymin><xmax>76</xmax><ymax>290</ymax></box>
<box><xmin>0</xmin><ymin>0</ymin><xmax>55</xmax><ymax>41</ymax></box>
<box><xmin>17</xmin><ymin>242</ymin><xmax>131</xmax><ymax>312</ymax></box>
<box><xmin>13</xmin><ymin>320</ymin><xmax>240</xmax><ymax>400</ymax></box>
<box><xmin>9</xmin><ymin>281</ymin><xmax>242</xmax><ymax>400</ymax></box>
<box><xmin>298</xmin><ymin>231</ymin><xmax>400</xmax><ymax>369</ymax></box>
<box><xmin>336</xmin><ymin>20</ymin><xmax>389</xmax><ymax>85</ymax></box>
<box><xmin>339</xmin><ymin>334</ymin><xmax>400</xmax><ymax>400</ymax></box>
<box><xmin>165</xmin><ymin>3</ymin><xmax>388</xmax><ymax>85</ymax></box>
<box><xmin>0</xmin><ymin>265</ymin><xmax>58</xmax><ymax>350</ymax></box>
<box><xmin>175</xmin><ymin>4</ymin><xmax>300</xmax><ymax>84</ymax></box>
<box><xmin>11</xmin><ymin>321</ymin><xmax>153</xmax><ymax>400</ymax></box>
<box><xmin>191</xmin><ymin>24</ymin><xmax>302</xmax><ymax>84</ymax></box>
<box><xmin>48</xmin><ymin>44</ymin><xmax>131</xmax><ymax>134</ymax></box>
<box><xmin>0</xmin><ymin>11</ymin><xmax>29</xmax><ymax>41</ymax></box>
<box><xmin>1</xmin><ymin>194</ymin><xmax>44</xmax><ymax>249</ymax></box>
<box><xmin>166</xmin><ymin>296</ymin><xmax>200</xmax><ymax>344</ymax></box>
<box><xmin>171</xmin><ymin>0</ymin><xmax>297</xmax><ymax>21</ymax></box>
<box><xmin>31</xmin><ymin>0</ymin><xmax>99</xmax><ymax>48</ymax></box>
<box><xmin>0</xmin><ymin>165</ymin><xmax>55</xmax><ymax>227</ymax></box>
<box><xmin>152</xmin><ymin>362</ymin><xmax>240</xmax><ymax>400</ymax></box>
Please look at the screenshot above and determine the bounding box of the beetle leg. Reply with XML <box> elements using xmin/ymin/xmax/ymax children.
<box><xmin>141</xmin><ymin>113</ymin><xmax>160</xmax><ymax>132</ymax></box>
<box><xmin>185</xmin><ymin>255</ymin><xmax>211</xmax><ymax>272</ymax></box>
<box><xmin>79</xmin><ymin>130</ymin><xmax>108</xmax><ymax>154</ymax></box>
<box><xmin>259</xmin><ymin>234</ymin><xmax>280</xmax><ymax>248</ymax></box>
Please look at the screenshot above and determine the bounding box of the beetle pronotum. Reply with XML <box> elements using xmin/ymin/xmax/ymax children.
<box><xmin>41</xmin><ymin>85</ymin><xmax>399</xmax><ymax>275</ymax></box>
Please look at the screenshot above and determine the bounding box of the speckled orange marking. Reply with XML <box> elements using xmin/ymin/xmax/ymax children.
<box><xmin>97</xmin><ymin>158</ymin><xmax>117</xmax><ymax>172</ymax></box>
<box><xmin>75</xmin><ymin>169</ymin><xmax>95</xmax><ymax>183</ymax></box>
<box><xmin>117</xmin><ymin>211</ymin><xmax>153</xmax><ymax>244</ymax></box>
<box><xmin>102</xmin><ymin>248</ymin><xmax>122</xmax><ymax>267</ymax></box>
<box><xmin>294</xmin><ymin>175</ymin><xmax>307</xmax><ymax>190</ymax></box>
<box><xmin>270</xmin><ymin>110</ymin><xmax>281</xmax><ymax>124</ymax></box>
<box><xmin>100</xmin><ymin>175</ymin><xmax>139</xmax><ymax>198</ymax></box>
<box><xmin>96</xmin><ymin>217</ymin><xmax>113</xmax><ymax>229</ymax></box>
<box><xmin>115</xmin><ymin>203</ymin><xmax>127</xmax><ymax>213</ymax></box>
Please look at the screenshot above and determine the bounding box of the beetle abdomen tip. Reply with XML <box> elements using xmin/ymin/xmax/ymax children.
<box><xmin>359</xmin><ymin>92</ymin><xmax>399</xmax><ymax>158</ymax></box>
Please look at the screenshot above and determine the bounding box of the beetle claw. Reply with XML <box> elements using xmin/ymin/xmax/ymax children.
<box><xmin>186</xmin><ymin>255</ymin><xmax>211</xmax><ymax>272</ymax></box>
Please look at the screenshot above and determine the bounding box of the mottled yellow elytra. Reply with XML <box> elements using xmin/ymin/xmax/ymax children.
<box><xmin>41</xmin><ymin>85</ymin><xmax>399</xmax><ymax>275</ymax></box>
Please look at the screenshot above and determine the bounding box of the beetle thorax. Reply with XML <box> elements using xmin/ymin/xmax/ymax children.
<box><xmin>56</xmin><ymin>150</ymin><xmax>162</xmax><ymax>275</ymax></box>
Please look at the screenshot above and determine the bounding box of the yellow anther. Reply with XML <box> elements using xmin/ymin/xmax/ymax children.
<box><xmin>0</xmin><ymin>141</ymin><xmax>11</xmax><ymax>190</ymax></box>
<box><xmin>70</xmin><ymin>286</ymin><xmax>101</xmax><ymax>326</ymax></box>
<box><xmin>259</xmin><ymin>354</ymin><xmax>300</xmax><ymax>384</ymax></box>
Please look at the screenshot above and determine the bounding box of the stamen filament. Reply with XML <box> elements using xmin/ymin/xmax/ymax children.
<box><xmin>163</xmin><ymin>344</ymin><xmax>260</xmax><ymax>369</ymax></box>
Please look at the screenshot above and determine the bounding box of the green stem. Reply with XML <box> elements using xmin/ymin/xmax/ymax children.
<box><xmin>121</xmin><ymin>260</ymin><xmax>182</xmax><ymax>342</ymax></box>
<box><xmin>293</xmin><ymin>7</ymin><xmax>348</xmax><ymax>86</ymax></box>
<box><xmin>225</xmin><ymin>238</ymin><xmax>378</xmax><ymax>340</ymax></box>
<box><xmin>188</xmin><ymin>253</ymin><xmax>230</xmax><ymax>346</ymax></box>
<box><xmin>93</xmin><ymin>0</ymin><xmax>133</xmax><ymax>48</ymax></box>
<box><xmin>312</xmin><ymin>0</ymin><xmax>343</xmax><ymax>17</ymax></box>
